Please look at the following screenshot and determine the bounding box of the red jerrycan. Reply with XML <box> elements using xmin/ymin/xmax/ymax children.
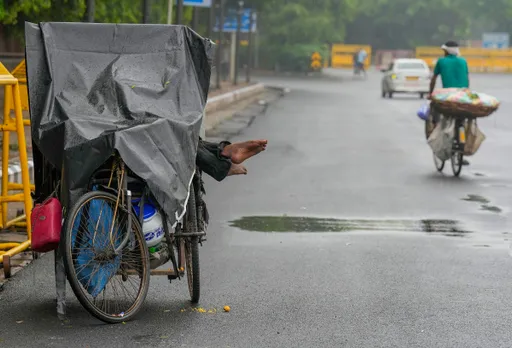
<box><xmin>31</xmin><ymin>197</ymin><xmax>62</xmax><ymax>252</ymax></box>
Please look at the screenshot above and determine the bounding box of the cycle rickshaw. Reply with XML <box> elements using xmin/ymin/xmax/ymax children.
<box><xmin>26</xmin><ymin>22</ymin><xmax>214</xmax><ymax>323</ymax></box>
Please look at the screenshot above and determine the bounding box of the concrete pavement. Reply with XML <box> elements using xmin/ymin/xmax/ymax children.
<box><xmin>2</xmin><ymin>70</ymin><xmax>512</xmax><ymax>347</ymax></box>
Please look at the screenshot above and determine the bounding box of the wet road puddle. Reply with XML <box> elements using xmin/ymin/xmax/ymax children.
<box><xmin>229</xmin><ymin>216</ymin><xmax>471</xmax><ymax>237</ymax></box>
<box><xmin>480</xmin><ymin>205</ymin><xmax>503</xmax><ymax>214</ymax></box>
<box><xmin>462</xmin><ymin>194</ymin><xmax>503</xmax><ymax>214</ymax></box>
<box><xmin>462</xmin><ymin>194</ymin><xmax>490</xmax><ymax>204</ymax></box>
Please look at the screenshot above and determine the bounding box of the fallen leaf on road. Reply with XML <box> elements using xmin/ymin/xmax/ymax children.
<box><xmin>223</xmin><ymin>306</ymin><xmax>231</xmax><ymax>313</ymax></box>
<box><xmin>160</xmin><ymin>335</ymin><xmax>169</xmax><ymax>339</ymax></box>
<box><xmin>15</xmin><ymin>320</ymin><xmax>23</xmax><ymax>324</ymax></box>
<box><xmin>163</xmin><ymin>309</ymin><xmax>171</xmax><ymax>313</ymax></box>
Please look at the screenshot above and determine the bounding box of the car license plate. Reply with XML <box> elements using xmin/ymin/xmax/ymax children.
<box><xmin>406</xmin><ymin>76</ymin><xmax>419</xmax><ymax>81</ymax></box>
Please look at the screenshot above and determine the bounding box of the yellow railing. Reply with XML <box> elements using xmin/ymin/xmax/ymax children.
<box><xmin>331</xmin><ymin>44</ymin><xmax>372</xmax><ymax>69</ymax></box>
<box><xmin>0</xmin><ymin>59</ymin><xmax>33</xmax><ymax>277</ymax></box>
<box><xmin>416</xmin><ymin>46</ymin><xmax>512</xmax><ymax>72</ymax></box>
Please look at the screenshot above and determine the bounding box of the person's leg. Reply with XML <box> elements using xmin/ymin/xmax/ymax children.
<box><xmin>360</xmin><ymin>62</ymin><xmax>367</xmax><ymax>77</ymax></box>
<box><xmin>220</xmin><ymin>140</ymin><xmax>267</xmax><ymax>164</ymax></box>
<box><xmin>228</xmin><ymin>163</ymin><xmax>248</xmax><ymax>176</ymax></box>
<box><xmin>196</xmin><ymin>139</ymin><xmax>232</xmax><ymax>182</ymax></box>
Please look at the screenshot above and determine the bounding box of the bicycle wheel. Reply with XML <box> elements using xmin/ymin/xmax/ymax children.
<box><xmin>63</xmin><ymin>190</ymin><xmax>150</xmax><ymax>324</ymax></box>
<box><xmin>185</xmin><ymin>183</ymin><xmax>200</xmax><ymax>303</ymax></box>
<box><xmin>451</xmin><ymin>151</ymin><xmax>463</xmax><ymax>177</ymax></box>
<box><xmin>433</xmin><ymin>153</ymin><xmax>445</xmax><ymax>172</ymax></box>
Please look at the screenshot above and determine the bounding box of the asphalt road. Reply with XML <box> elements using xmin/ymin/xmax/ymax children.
<box><xmin>2</xmin><ymin>70</ymin><xmax>512</xmax><ymax>348</ymax></box>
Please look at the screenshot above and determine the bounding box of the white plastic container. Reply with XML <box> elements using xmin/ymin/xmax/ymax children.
<box><xmin>133</xmin><ymin>200</ymin><xmax>165</xmax><ymax>248</ymax></box>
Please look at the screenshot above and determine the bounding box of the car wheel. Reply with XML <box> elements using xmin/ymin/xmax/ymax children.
<box><xmin>388</xmin><ymin>92</ymin><xmax>394</xmax><ymax>98</ymax></box>
<box><xmin>419</xmin><ymin>93</ymin><xmax>425</xmax><ymax>99</ymax></box>
<box><xmin>381</xmin><ymin>90</ymin><xmax>386</xmax><ymax>98</ymax></box>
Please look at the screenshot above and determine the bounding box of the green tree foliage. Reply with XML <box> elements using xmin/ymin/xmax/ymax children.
<box><xmin>3</xmin><ymin>0</ymin><xmax>512</xmax><ymax>70</ymax></box>
<box><xmin>1</xmin><ymin>0</ymin><xmax>195</xmax><ymax>42</ymax></box>
<box><xmin>346</xmin><ymin>0</ymin><xmax>512</xmax><ymax>49</ymax></box>
<box><xmin>251</xmin><ymin>0</ymin><xmax>512</xmax><ymax>70</ymax></box>
<box><xmin>0</xmin><ymin>0</ymin><xmax>52</xmax><ymax>25</ymax></box>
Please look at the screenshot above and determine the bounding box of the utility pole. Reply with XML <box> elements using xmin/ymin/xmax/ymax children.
<box><xmin>167</xmin><ymin>0</ymin><xmax>173</xmax><ymax>24</ymax></box>
<box><xmin>246</xmin><ymin>9</ymin><xmax>253</xmax><ymax>83</ymax></box>
<box><xmin>177</xmin><ymin>0</ymin><xmax>184</xmax><ymax>24</ymax></box>
<box><xmin>86</xmin><ymin>0</ymin><xmax>95</xmax><ymax>22</ymax></box>
<box><xmin>192</xmin><ymin>7</ymin><xmax>199</xmax><ymax>30</ymax></box>
<box><xmin>234</xmin><ymin>1</ymin><xmax>244</xmax><ymax>85</ymax></box>
<box><xmin>143</xmin><ymin>0</ymin><xmax>151</xmax><ymax>23</ymax></box>
<box><xmin>216</xmin><ymin>0</ymin><xmax>224</xmax><ymax>89</ymax></box>
<box><xmin>208</xmin><ymin>0</ymin><xmax>216</xmax><ymax>39</ymax></box>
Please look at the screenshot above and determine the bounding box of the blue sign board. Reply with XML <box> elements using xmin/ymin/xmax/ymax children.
<box><xmin>182</xmin><ymin>0</ymin><xmax>212</xmax><ymax>7</ymax></box>
<box><xmin>213</xmin><ymin>9</ymin><xmax>257</xmax><ymax>33</ymax></box>
<box><xmin>482</xmin><ymin>32</ymin><xmax>509</xmax><ymax>49</ymax></box>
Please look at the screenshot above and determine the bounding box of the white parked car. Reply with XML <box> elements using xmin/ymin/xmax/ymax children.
<box><xmin>381</xmin><ymin>58</ymin><xmax>431</xmax><ymax>99</ymax></box>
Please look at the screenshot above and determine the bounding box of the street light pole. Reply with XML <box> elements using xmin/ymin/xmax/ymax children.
<box><xmin>143</xmin><ymin>0</ymin><xmax>151</xmax><ymax>23</ymax></box>
<box><xmin>234</xmin><ymin>1</ymin><xmax>244</xmax><ymax>85</ymax></box>
<box><xmin>86</xmin><ymin>0</ymin><xmax>95</xmax><ymax>22</ymax></box>
<box><xmin>208</xmin><ymin>0</ymin><xmax>216</xmax><ymax>39</ymax></box>
<box><xmin>192</xmin><ymin>7</ymin><xmax>199</xmax><ymax>30</ymax></box>
<box><xmin>167</xmin><ymin>0</ymin><xmax>173</xmax><ymax>24</ymax></box>
<box><xmin>216</xmin><ymin>0</ymin><xmax>224</xmax><ymax>89</ymax></box>
<box><xmin>177</xmin><ymin>0</ymin><xmax>184</xmax><ymax>24</ymax></box>
<box><xmin>246</xmin><ymin>9</ymin><xmax>253</xmax><ymax>83</ymax></box>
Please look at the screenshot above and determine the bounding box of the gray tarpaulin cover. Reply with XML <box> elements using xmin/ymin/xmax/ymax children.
<box><xmin>25</xmin><ymin>22</ymin><xmax>213</xmax><ymax>226</ymax></box>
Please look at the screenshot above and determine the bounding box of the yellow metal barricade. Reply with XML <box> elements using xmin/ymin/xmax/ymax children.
<box><xmin>331</xmin><ymin>44</ymin><xmax>372</xmax><ymax>69</ymax></box>
<box><xmin>0</xmin><ymin>59</ymin><xmax>33</xmax><ymax>275</ymax></box>
<box><xmin>416</xmin><ymin>46</ymin><xmax>512</xmax><ymax>73</ymax></box>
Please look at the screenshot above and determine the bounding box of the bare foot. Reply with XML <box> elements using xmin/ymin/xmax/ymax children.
<box><xmin>227</xmin><ymin>163</ymin><xmax>248</xmax><ymax>176</ymax></box>
<box><xmin>222</xmin><ymin>140</ymin><xmax>267</xmax><ymax>164</ymax></box>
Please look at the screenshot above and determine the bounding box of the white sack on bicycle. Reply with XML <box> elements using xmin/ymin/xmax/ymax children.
<box><xmin>428</xmin><ymin>117</ymin><xmax>455</xmax><ymax>161</ymax></box>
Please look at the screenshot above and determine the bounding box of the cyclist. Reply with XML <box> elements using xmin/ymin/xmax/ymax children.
<box><xmin>352</xmin><ymin>51</ymin><xmax>359</xmax><ymax>75</ymax></box>
<box><xmin>428</xmin><ymin>41</ymin><xmax>469</xmax><ymax>99</ymax></box>
<box><xmin>355</xmin><ymin>48</ymin><xmax>367</xmax><ymax>77</ymax></box>
<box><xmin>427</xmin><ymin>40</ymin><xmax>470</xmax><ymax>164</ymax></box>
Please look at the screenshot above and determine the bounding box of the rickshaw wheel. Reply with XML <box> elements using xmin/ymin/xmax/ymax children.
<box><xmin>185</xmin><ymin>184</ymin><xmax>200</xmax><ymax>303</ymax></box>
<box><xmin>63</xmin><ymin>190</ymin><xmax>150</xmax><ymax>324</ymax></box>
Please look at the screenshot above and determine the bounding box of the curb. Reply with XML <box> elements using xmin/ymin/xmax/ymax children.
<box><xmin>205</xmin><ymin>83</ymin><xmax>265</xmax><ymax>114</ymax></box>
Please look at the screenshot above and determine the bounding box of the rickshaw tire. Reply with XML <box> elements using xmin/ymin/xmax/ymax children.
<box><xmin>62</xmin><ymin>190</ymin><xmax>150</xmax><ymax>324</ymax></box>
<box><xmin>185</xmin><ymin>183</ymin><xmax>201</xmax><ymax>303</ymax></box>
